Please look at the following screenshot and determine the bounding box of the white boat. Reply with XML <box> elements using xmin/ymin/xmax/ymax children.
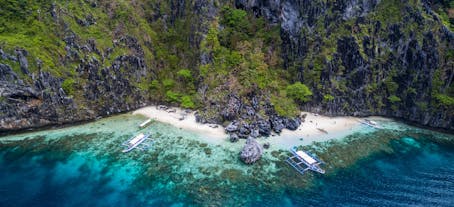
<box><xmin>286</xmin><ymin>147</ymin><xmax>325</xmax><ymax>175</ymax></box>
<box><xmin>366</xmin><ymin>119</ymin><xmax>378</xmax><ymax>125</ymax></box>
<box><xmin>139</xmin><ymin>118</ymin><xmax>153</xmax><ymax>128</ymax></box>
<box><xmin>122</xmin><ymin>133</ymin><xmax>152</xmax><ymax>153</ymax></box>
<box><xmin>360</xmin><ymin>119</ymin><xmax>383</xmax><ymax>129</ymax></box>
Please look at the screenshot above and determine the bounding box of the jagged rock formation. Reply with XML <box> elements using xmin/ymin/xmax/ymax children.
<box><xmin>240</xmin><ymin>137</ymin><xmax>263</xmax><ymax>164</ymax></box>
<box><xmin>0</xmin><ymin>0</ymin><xmax>452</xmax><ymax>133</ymax></box>
<box><xmin>237</xmin><ymin>0</ymin><xmax>454</xmax><ymax>130</ymax></box>
<box><xmin>205</xmin><ymin>93</ymin><xmax>302</xmax><ymax>141</ymax></box>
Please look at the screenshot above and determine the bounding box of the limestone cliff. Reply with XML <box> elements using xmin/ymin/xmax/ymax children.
<box><xmin>0</xmin><ymin>0</ymin><xmax>452</xmax><ymax>133</ymax></box>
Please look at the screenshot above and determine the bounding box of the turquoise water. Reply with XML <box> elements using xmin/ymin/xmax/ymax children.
<box><xmin>0</xmin><ymin>114</ymin><xmax>453</xmax><ymax>206</ymax></box>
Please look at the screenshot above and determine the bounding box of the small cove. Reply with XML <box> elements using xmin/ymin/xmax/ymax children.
<box><xmin>0</xmin><ymin>114</ymin><xmax>453</xmax><ymax>206</ymax></box>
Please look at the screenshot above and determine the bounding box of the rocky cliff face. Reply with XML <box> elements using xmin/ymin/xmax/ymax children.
<box><xmin>0</xmin><ymin>0</ymin><xmax>214</xmax><ymax>131</ymax></box>
<box><xmin>237</xmin><ymin>0</ymin><xmax>453</xmax><ymax>131</ymax></box>
<box><xmin>0</xmin><ymin>37</ymin><xmax>151</xmax><ymax>131</ymax></box>
<box><xmin>0</xmin><ymin>0</ymin><xmax>452</xmax><ymax>133</ymax></box>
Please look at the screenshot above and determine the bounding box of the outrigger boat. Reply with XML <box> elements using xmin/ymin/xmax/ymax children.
<box><xmin>122</xmin><ymin>133</ymin><xmax>153</xmax><ymax>153</ymax></box>
<box><xmin>286</xmin><ymin>147</ymin><xmax>325</xmax><ymax>175</ymax></box>
<box><xmin>139</xmin><ymin>118</ymin><xmax>153</xmax><ymax>128</ymax></box>
<box><xmin>359</xmin><ymin>119</ymin><xmax>383</xmax><ymax>129</ymax></box>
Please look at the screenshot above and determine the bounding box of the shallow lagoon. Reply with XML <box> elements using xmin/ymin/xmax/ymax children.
<box><xmin>0</xmin><ymin>114</ymin><xmax>453</xmax><ymax>206</ymax></box>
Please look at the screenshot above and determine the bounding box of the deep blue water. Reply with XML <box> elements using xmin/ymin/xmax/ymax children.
<box><xmin>0</xmin><ymin>116</ymin><xmax>453</xmax><ymax>206</ymax></box>
<box><xmin>287</xmin><ymin>138</ymin><xmax>454</xmax><ymax>206</ymax></box>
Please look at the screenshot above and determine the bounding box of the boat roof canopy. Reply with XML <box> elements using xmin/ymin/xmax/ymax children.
<box><xmin>129</xmin><ymin>133</ymin><xmax>145</xmax><ymax>145</ymax></box>
<box><xmin>296</xmin><ymin>151</ymin><xmax>317</xmax><ymax>165</ymax></box>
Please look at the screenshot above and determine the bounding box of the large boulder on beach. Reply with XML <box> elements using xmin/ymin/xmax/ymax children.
<box><xmin>238</xmin><ymin>122</ymin><xmax>250</xmax><ymax>138</ymax></box>
<box><xmin>257</xmin><ymin>119</ymin><xmax>271</xmax><ymax>136</ymax></box>
<box><xmin>284</xmin><ymin>117</ymin><xmax>301</xmax><ymax>130</ymax></box>
<box><xmin>250</xmin><ymin>128</ymin><xmax>259</xmax><ymax>138</ymax></box>
<box><xmin>270</xmin><ymin>116</ymin><xmax>285</xmax><ymax>133</ymax></box>
<box><xmin>221</xmin><ymin>95</ymin><xmax>241</xmax><ymax>121</ymax></box>
<box><xmin>240</xmin><ymin>138</ymin><xmax>263</xmax><ymax>164</ymax></box>
<box><xmin>229</xmin><ymin>133</ymin><xmax>239</xmax><ymax>142</ymax></box>
<box><xmin>225</xmin><ymin>121</ymin><xmax>239</xmax><ymax>132</ymax></box>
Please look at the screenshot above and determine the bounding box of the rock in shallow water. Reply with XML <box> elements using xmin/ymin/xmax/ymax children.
<box><xmin>240</xmin><ymin>138</ymin><xmax>263</xmax><ymax>164</ymax></box>
<box><xmin>263</xmin><ymin>142</ymin><xmax>270</xmax><ymax>149</ymax></box>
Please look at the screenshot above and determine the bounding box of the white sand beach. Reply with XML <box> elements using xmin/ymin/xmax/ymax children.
<box><xmin>133</xmin><ymin>106</ymin><xmax>228</xmax><ymax>142</ymax></box>
<box><xmin>269</xmin><ymin>113</ymin><xmax>366</xmax><ymax>149</ymax></box>
<box><xmin>132</xmin><ymin>106</ymin><xmax>373</xmax><ymax>148</ymax></box>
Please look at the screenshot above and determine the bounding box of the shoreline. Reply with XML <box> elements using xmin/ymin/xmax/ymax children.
<box><xmin>133</xmin><ymin>106</ymin><xmax>227</xmax><ymax>140</ymax></box>
<box><xmin>2</xmin><ymin>105</ymin><xmax>451</xmax><ymax>144</ymax></box>
<box><xmin>132</xmin><ymin>105</ymin><xmax>370</xmax><ymax>148</ymax></box>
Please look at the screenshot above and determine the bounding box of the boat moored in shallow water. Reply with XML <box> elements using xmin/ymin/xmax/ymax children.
<box><xmin>359</xmin><ymin>119</ymin><xmax>383</xmax><ymax>129</ymax></box>
<box><xmin>122</xmin><ymin>133</ymin><xmax>153</xmax><ymax>153</ymax></box>
<box><xmin>139</xmin><ymin>118</ymin><xmax>153</xmax><ymax>128</ymax></box>
<box><xmin>286</xmin><ymin>147</ymin><xmax>325</xmax><ymax>175</ymax></box>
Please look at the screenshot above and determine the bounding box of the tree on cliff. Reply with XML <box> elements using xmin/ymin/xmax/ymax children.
<box><xmin>286</xmin><ymin>82</ymin><xmax>313</xmax><ymax>103</ymax></box>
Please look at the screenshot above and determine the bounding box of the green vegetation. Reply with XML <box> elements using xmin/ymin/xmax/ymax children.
<box><xmin>150</xmin><ymin>80</ymin><xmax>159</xmax><ymax>90</ymax></box>
<box><xmin>372</xmin><ymin>0</ymin><xmax>404</xmax><ymax>23</ymax></box>
<box><xmin>286</xmin><ymin>83</ymin><xmax>313</xmax><ymax>103</ymax></box>
<box><xmin>61</xmin><ymin>78</ymin><xmax>76</xmax><ymax>96</ymax></box>
<box><xmin>163</xmin><ymin>79</ymin><xmax>175</xmax><ymax>89</ymax></box>
<box><xmin>434</xmin><ymin>94</ymin><xmax>454</xmax><ymax>107</ymax></box>
<box><xmin>388</xmin><ymin>95</ymin><xmax>401</xmax><ymax>103</ymax></box>
<box><xmin>165</xmin><ymin>91</ymin><xmax>180</xmax><ymax>103</ymax></box>
<box><xmin>323</xmin><ymin>94</ymin><xmax>335</xmax><ymax>102</ymax></box>
<box><xmin>0</xmin><ymin>0</ymin><xmax>452</xmax><ymax>125</ymax></box>
<box><xmin>177</xmin><ymin>69</ymin><xmax>192</xmax><ymax>80</ymax></box>
<box><xmin>431</xmin><ymin>0</ymin><xmax>454</xmax><ymax>31</ymax></box>
<box><xmin>198</xmin><ymin>6</ymin><xmax>297</xmax><ymax>116</ymax></box>
<box><xmin>221</xmin><ymin>7</ymin><xmax>248</xmax><ymax>29</ymax></box>
<box><xmin>271</xmin><ymin>94</ymin><xmax>299</xmax><ymax>117</ymax></box>
<box><xmin>181</xmin><ymin>95</ymin><xmax>196</xmax><ymax>109</ymax></box>
<box><xmin>385</xmin><ymin>79</ymin><xmax>399</xmax><ymax>94</ymax></box>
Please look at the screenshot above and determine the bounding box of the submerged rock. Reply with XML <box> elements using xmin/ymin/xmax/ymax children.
<box><xmin>263</xmin><ymin>142</ymin><xmax>270</xmax><ymax>149</ymax></box>
<box><xmin>240</xmin><ymin>137</ymin><xmax>263</xmax><ymax>164</ymax></box>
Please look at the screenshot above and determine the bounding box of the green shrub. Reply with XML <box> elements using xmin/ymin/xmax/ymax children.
<box><xmin>180</xmin><ymin>95</ymin><xmax>195</xmax><ymax>109</ymax></box>
<box><xmin>177</xmin><ymin>69</ymin><xmax>192</xmax><ymax>80</ymax></box>
<box><xmin>150</xmin><ymin>80</ymin><xmax>159</xmax><ymax>89</ymax></box>
<box><xmin>384</xmin><ymin>79</ymin><xmax>399</xmax><ymax>94</ymax></box>
<box><xmin>221</xmin><ymin>7</ymin><xmax>248</xmax><ymax>29</ymax></box>
<box><xmin>163</xmin><ymin>79</ymin><xmax>175</xmax><ymax>89</ymax></box>
<box><xmin>165</xmin><ymin>90</ymin><xmax>180</xmax><ymax>103</ymax></box>
<box><xmin>62</xmin><ymin>78</ymin><xmax>75</xmax><ymax>96</ymax></box>
<box><xmin>226</xmin><ymin>51</ymin><xmax>242</xmax><ymax>67</ymax></box>
<box><xmin>323</xmin><ymin>94</ymin><xmax>335</xmax><ymax>102</ymax></box>
<box><xmin>388</xmin><ymin>95</ymin><xmax>401</xmax><ymax>103</ymax></box>
<box><xmin>271</xmin><ymin>95</ymin><xmax>299</xmax><ymax>117</ymax></box>
<box><xmin>434</xmin><ymin>94</ymin><xmax>454</xmax><ymax>107</ymax></box>
<box><xmin>286</xmin><ymin>82</ymin><xmax>313</xmax><ymax>103</ymax></box>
